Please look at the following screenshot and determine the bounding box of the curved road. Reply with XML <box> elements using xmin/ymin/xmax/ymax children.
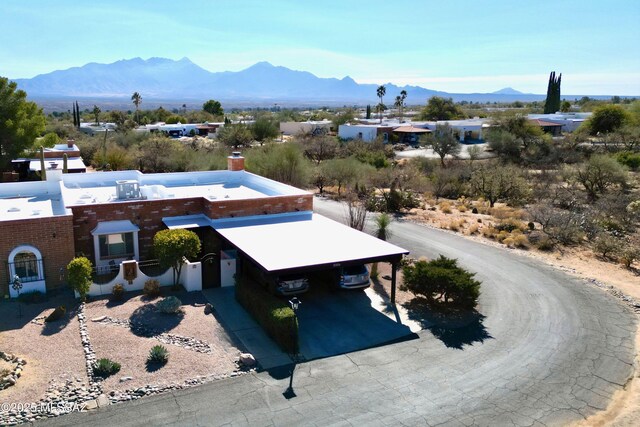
<box><xmin>44</xmin><ymin>198</ymin><xmax>636</xmax><ymax>426</ymax></box>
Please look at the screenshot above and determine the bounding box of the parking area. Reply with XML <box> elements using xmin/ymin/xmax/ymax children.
<box><xmin>295</xmin><ymin>285</ymin><xmax>416</xmax><ymax>360</ymax></box>
<box><xmin>203</xmin><ymin>282</ymin><xmax>416</xmax><ymax>370</ymax></box>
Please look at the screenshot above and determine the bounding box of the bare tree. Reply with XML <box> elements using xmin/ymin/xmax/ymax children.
<box><xmin>345</xmin><ymin>196</ymin><xmax>367</xmax><ymax>231</ymax></box>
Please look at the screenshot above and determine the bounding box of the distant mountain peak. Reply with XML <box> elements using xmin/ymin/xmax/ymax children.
<box><xmin>493</xmin><ymin>87</ymin><xmax>523</xmax><ymax>95</ymax></box>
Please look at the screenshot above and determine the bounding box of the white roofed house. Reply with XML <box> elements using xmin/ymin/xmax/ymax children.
<box><xmin>0</xmin><ymin>152</ymin><xmax>408</xmax><ymax>300</ymax></box>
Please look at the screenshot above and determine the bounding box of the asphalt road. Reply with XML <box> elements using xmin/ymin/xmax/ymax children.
<box><xmin>41</xmin><ymin>198</ymin><xmax>637</xmax><ymax>426</ymax></box>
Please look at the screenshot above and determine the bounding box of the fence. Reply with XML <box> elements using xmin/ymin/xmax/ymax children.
<box><xmin>84</xmin><ymin>259</ymin><xmax>201</xmax><ymax>297</ymax></box>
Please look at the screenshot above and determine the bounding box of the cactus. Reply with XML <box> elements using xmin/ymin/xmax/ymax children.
<box><xmin>63</xmin><ymin>153</ymin><xmax>68</xmax><ymax>173</ymax></box>
<box><xmin>39</xmin><ymin>147</ymin><xmax>46</xmax><ymax>180</ymax></box>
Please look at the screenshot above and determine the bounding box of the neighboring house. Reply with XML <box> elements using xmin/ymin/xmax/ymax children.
<box><xmin>135</xmin><ymin>122</ymin><xmax>224</xmax><ymax>138</ymax></box>
<box><xmin>338</xmin><ymin>124</ymin><xmax>395</xmax><ymax>142</ymax></box>
<box><xmin>1</xmin><ymin>153</ymin><xmax>408</xmax><ymax>298</ymax></box>
<box><xmin>527</xmin><ymin>113</ymin><xmax>591</xmax><ymax>133</ymax></box>
<box><xmin>392</xmin><ymin>126</ymin><xmax>431</xmax><ymax>145</ymax></box>
<box><xmin>280</xmin><ymin>120</ymin><xmax>332</xmax><ymax>136</ymax></box>
<box><xmin>11</xmin><ymin>140</ymin><xmax>86</xmax><ymax>180</ymax></box>
<box><xmin>528</xmin><ymin>119</ymin><xmax>564</xmax><ymax>136</ymax></box>
<box><xmin>415</xmin><ymin>119</ymin><xmax>491</xmax><ymax>143</ymax></box>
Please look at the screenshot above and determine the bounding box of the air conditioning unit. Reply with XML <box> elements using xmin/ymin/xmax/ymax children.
<box><xmin>116</xmin><ymin>180</ymin><xmax>141</xmax><ymax>200</ymax></box>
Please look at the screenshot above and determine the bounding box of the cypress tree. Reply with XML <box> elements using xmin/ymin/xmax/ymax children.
<box><xmin>366</xmin><ymin>104</ymin><xmax>371</xmax><ymax>119</ymax></box>
<box><xmin>544</xmin><ymin>72</ymin><xmax>562</xmax><ymax>114</ymax></box>
<box><xmin>75</xmin><ymin>101</ymin><xmax>81</xmax><ymax>128</ymax></box>
<box><xmin>72</xmin><ymin>103</ymin><xmax>77</xmax><ymax>127</ymax></box>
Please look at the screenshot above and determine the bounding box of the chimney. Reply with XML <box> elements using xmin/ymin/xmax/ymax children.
<box><xmin>227</xmin><ymin>151</ymin><xmax>245</xmax><ymax>171</ymax></box>
<box><xmin>67</xmin><ymin>138</ymin><xmax>75</xmax><ymax>149</ymax></box>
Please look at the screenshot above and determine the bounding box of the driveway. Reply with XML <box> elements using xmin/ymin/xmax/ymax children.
<box><xmin>40</xmin><ymin>198</ymin><xmax>637</xmax><ymax>426</ymax></box>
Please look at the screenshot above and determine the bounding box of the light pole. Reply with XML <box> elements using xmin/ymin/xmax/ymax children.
<box><xmin>12</xmin><ymin>275</ymin><xmax>23</xmax><ymax>318</ymax></box>
<box><xmin>284</xmin><ymin>296</ymin><xmax>301</xmax><ymax>399</ymax></box>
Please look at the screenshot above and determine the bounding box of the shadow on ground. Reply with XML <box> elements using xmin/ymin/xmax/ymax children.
<box><xmin>403</xmin><ymin>298</ymin><xmax>492</xmax><ymax>349</ymax></box>
<box><xmin>129</xmin><ymin>303</ymin><xmax>183</xmax><ymax>336</ymax></box>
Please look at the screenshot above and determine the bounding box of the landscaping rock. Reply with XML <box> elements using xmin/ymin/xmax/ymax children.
<box><xmin>239</xmin><ymin>353</ymin><xmax>256</xmax><ymax>367</ymax></box>
<box><xmin>96</xmin><ymin>394</ymin><xmax>110</xmax><ymax>407</ymax></box>
<box><xmin>119</xmin><ymin>376</ymin><xmax>133</xmax><ymax>382</ymax></box>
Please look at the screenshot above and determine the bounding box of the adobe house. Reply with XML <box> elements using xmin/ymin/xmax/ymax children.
<box><xmin>1</xmin><ymin>153</ymin><xmax>408</xmax><ymax>299</ymax></box>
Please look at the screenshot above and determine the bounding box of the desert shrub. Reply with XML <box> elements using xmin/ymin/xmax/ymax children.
<box><xmin>147</xmin><ymin>345</ymin><xmax>169</xmax><ymax>365</ymax></box>
<box><xmin>491</xmin><ymin>206</ymin><xmax>520</xmax><ymax>220</ymax></box>
<box><xmin>482</xmin><ymin>227</ymin><xmax>498</xmax><ymax>239</ymax></box>
<box><xmin>496</xmin><ymin>230</ymin><xmax>511</xmax><ymax>243</ymax></box>
<box><xmin>494</xmin><ymin>219</ymin><xmax>525</xmax><ymax>233</ymax></box>
<box><xmin>619</xmin><ymin>246</ymin><xmax>639</xmax><ymax>268</ymax></box>
<box><xmin>93</xmin><ymin>358</ymin><xmax>121</xmax><ymax>378</ymax></box>
<box><xmin>536</xmin><ymin>236</ymin><xmax>555</xmax><ymax>251</ymax></box>
<box><xmin>512</xmin><ymin>232</ymin><xmax>529</xmax><ymax>249</ymax></box>
<box><xmin>616</xmin><ymin>152</ymin><xmax>640</xmax><ymax>170</ymax></box>
<box><xmin>68</xmin><ymin>256</ymin><xmax>93</xmax><ymax>300</ymax></box>
<box><xmin>111</xmin><ymin>284</ymin><xmax>125</xmax><ymax>301</ymax></box>
<box><xmin>467</xmin><ymin>224</ymin><xmax>479</xmax><ymax>235</ymax></box>
<box><xmin>19</xmin><ymin>290</ymin><xmax>44</xmax><ymax>304</ymax></box>
<box><xmin>593</xmin><ymin>234</ymin><xmax>621</xmax><ymax>259</ymax></box>
<box><xmin>439</xmin><ymin>201</ymin><xmax>452</xmax><ymax>214</ymax></box>
<box><xmin>503</xmin><ymin>237</ymin><xmax>515</xmax><ymax>247</ymax></box>
<box><xmin>448</xmin><ymin>219</ymin><xmax>465</xmax><ymax>232</ymax></box>
<box><xmin>457</xmin><ymin>204</ymin><xmax>468</xmax><ymax>213</ymax></box>
<box><xmin>143</xmin><ymin>280</ymin><xmax>161</xmax><ymax>298</ymax></box>
<box><xmin>45</xmin><ymin>305</ymin><xmax>66</xmax><ymax>323</ymax></box>
<box><xmin>401</xmin><ymin>256</ymin><xmax>481</xmax><ymax>309</ymax></box>
<box><xmin>157</xmin><ymin>296</ymin><xmax>182</xmax><ymax>314</ymax></box>
<box><xmin>235</xmin><ymin>277</ymin><xmax>298</xmax><ymax>353</ymax></box>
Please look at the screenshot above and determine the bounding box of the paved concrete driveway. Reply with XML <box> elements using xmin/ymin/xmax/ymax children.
<box><xmin>296</xmin><ymin>286</ymin><xmax>415</xmax><ymax>361</ymax></box>
<box><xmin>39</xmin><ymin>199</ymin><xmax>637</xmax><ymax>426</ymax></box>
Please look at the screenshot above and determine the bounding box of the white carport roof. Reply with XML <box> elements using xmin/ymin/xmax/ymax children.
<box><xmin>30</xmin><ymin>158</ymin><xmax>86</xmax><ymax>171</ymax></box>
<box><xmin>162</xmin><ymin>214</ymin><xmax>212</xmax><ymax>229</ymax></box>
<box><xmin>210</xmin><ymin>211</ymin><xmax>408</xmax><ymax>274</ymax></box>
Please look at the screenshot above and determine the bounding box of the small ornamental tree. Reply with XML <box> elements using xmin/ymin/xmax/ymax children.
<box><xmin>153</xmin><ymin>229</ymin><xmax>201</xmax><ymax>286</ymax></box>
<box><xmin>67</xmin><ymin>257</ymin><xmax>93</xmax><ymax>300</ymax></box>
<box><xmin>401</xmin><ymin>256</ymin><xmax>481</xmax><ymax>309</ymax></box>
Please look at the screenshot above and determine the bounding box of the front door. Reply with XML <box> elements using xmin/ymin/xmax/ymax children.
<box><xmin>201</xmin><ymin>253</ymin><xmax>219</xmax><ymax>288</ymax></box>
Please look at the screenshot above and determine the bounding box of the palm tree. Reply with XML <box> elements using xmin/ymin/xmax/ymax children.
<box><xmin>131</xmin><ymin>92</ymin><xmax>142</xmax><ymax>124</ymax></box>
<box><xmin>92</xmin><ymin>105</ymin><xmax>101</xmax><ymax>126</ymax></box>
<box><xmin>376</xmin><ymin>85</ymin><xmax>386</xmax><ymax>123</ymax></box>
<box><xmin>371</xmin><ymin>212</ymin><xmax>392</xmax><ymax>277</ymax></box>
<box><xmin>397</xmin><ymin>90</ymin><xmax>407</xmax><ymax>122</ymax></box>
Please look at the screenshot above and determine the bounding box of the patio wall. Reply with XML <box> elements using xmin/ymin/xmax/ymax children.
<box><xmin>85</xmin><ymin>260</ymin><xmax>202</xmax><ymax>297</ymax></box>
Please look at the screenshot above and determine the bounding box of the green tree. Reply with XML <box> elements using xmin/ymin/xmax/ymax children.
<box><xmin>92</xmin><ymin>105</ymin><xmax>101</xmax><ymax>125</ymax></box>
<box><xmin>202</xmin><ymin>99</ymin><xmax>224</xmax><ymax>116</ymax></box>
<box><xmin>245</xmin><ymin>143</ymin><xmax>310</xmax><ymax>187</ymax></box>
<box><xmin>131</xmin><ymin>92</ymin><xmax>142</xmax><ymax>124</ymax></box>
<box><xmin>376</xmin><ymin>85</ymin><xmax>386</xmax><ymax>123</ymax></box>
<box><xmin>154</xmin><ymin>229</ymin><xmax>201</xmax><ymax>286</ymax></box>
<box><xmin>217</xmin><ymin>123</ymin><xmax>253</xmax><ymax>148</ymax></box>
<box><xmin>470</xmin><ymin>162</ymin><xmax>529</xmax><ymax>207</ymax></box>
<box><xmin>585</xmin><ymin>104</ymin><xmax>630</xmax><ymax>135</ymax></box>
<box><xmin>573</xmin><ymin>154</ymin><xmax>628</xmax><ymax>201</ymax></box>
<box><xmin>418</xmin><ymin>96</ymin><xmax>465</xmax><ymax>120</ymax></box>
<box><xmin>38</xmin><ymin>132</ymin><xmax>60</xmax><ymax>149</ymax></box>
<box><xmin>251</xmin><ymin>116</ymin><xmax>279</xmax><ymax>145</ymax></box>
<box><xmin>137</xmin><ymin>135</ymin><xmax>185</xmax><ymax>172</ymax></box>
<box><xmin>543</xmin><ymin>71</ymin><xmax>562</xmax><ymax>114</ymax></box>
<box><xmin>366</xmin><ymin>104</ymin><xmax>371</xmax><ymax>119</ymax></box>
<box><xmin>423</xmin><ymin>123</ymin><xmax>461</xmax><ymax>167</ymax></box>
<box><xmin>560</xmin><ymin>100</ymin><xmax>571</xmax><ymax>112</ymax></box>
<box><xmin>401</xmin><ymin>256</ymin><xmax>481</xmax><ymax>309</ymax></box>
<box><xmin>324</xmin><ymin>157</ymin><xmax>371</xmax><ymax>197</ymax></box>
<box><xmin>0</xmin><ymin>77</ymin><xmax>46</xmax><ymax>172</ymax></box>
<box><xmin>67</xmin><ymin>256</ymin><xmax>93</xmax><ymax>300</ymax></box>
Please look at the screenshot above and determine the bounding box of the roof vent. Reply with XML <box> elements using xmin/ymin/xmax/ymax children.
<box><xmin>116</xmin><ymin>180</ymin><xmax>141</xmax><ymax>200</ymax></box>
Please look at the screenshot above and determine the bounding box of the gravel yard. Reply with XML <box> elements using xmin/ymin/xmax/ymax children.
<box><xmin>84</xmin><ymin>291</ymin><xmax>241</xmax><ymax>393</ymax></box>
<box><xmin>0</xmin><ymin>289</ymin><xmax>245</xmax><ymax>424</ymax></box>
<box><xmin>0</xmin><ymin>293</ymin><xmax>86</xmax><ymax>404</ymax></box>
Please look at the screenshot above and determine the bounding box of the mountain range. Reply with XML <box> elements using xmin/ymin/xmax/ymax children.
<box><xmin>12</xmin><ymin>57</ymin><xmax>547</xmax><ymax>106</ymax></box>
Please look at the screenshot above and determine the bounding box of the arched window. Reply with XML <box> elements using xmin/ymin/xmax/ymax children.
<box><xmin>8</xmin><ymin>245</ymin><xmax>44</xmax><ymax>283</ymax></box>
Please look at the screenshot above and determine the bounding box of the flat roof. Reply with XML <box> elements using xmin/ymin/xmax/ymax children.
<box><xmin>30</xmin><ymin>158</ymin><xmax>86</xmax><ymax>171</ymax></box>
<box><xmin>211</xmin><ymin>211</ymin><xmax>408</xmax><ymax>273</ymax></box>
<box><xmin>60</xmin><ymin>170</ymin><xmax>309</xmax><ymax>207</ymax></box>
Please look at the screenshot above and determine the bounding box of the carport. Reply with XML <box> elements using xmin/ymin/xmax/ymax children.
<box><xmin>210</xmin><ymin>211</ymin><xmax>409</xmax><ymax>303</ymax></box>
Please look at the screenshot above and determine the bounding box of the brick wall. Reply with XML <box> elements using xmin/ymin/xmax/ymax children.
<box><xmin>0</xmin><ymin>215</ymin><xmax>75</xmax><ymax>296</ymax></box>
<box><xmin>71</xmin><ymin>193</ymin><xmax>314</xmax><ymax>264</ymax></box>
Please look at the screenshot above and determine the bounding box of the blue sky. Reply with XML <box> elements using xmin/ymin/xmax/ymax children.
<box><xmin>1</xmin><ymin>0</ymin><xmax>639</xmax><ymax>95</ymax></box>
